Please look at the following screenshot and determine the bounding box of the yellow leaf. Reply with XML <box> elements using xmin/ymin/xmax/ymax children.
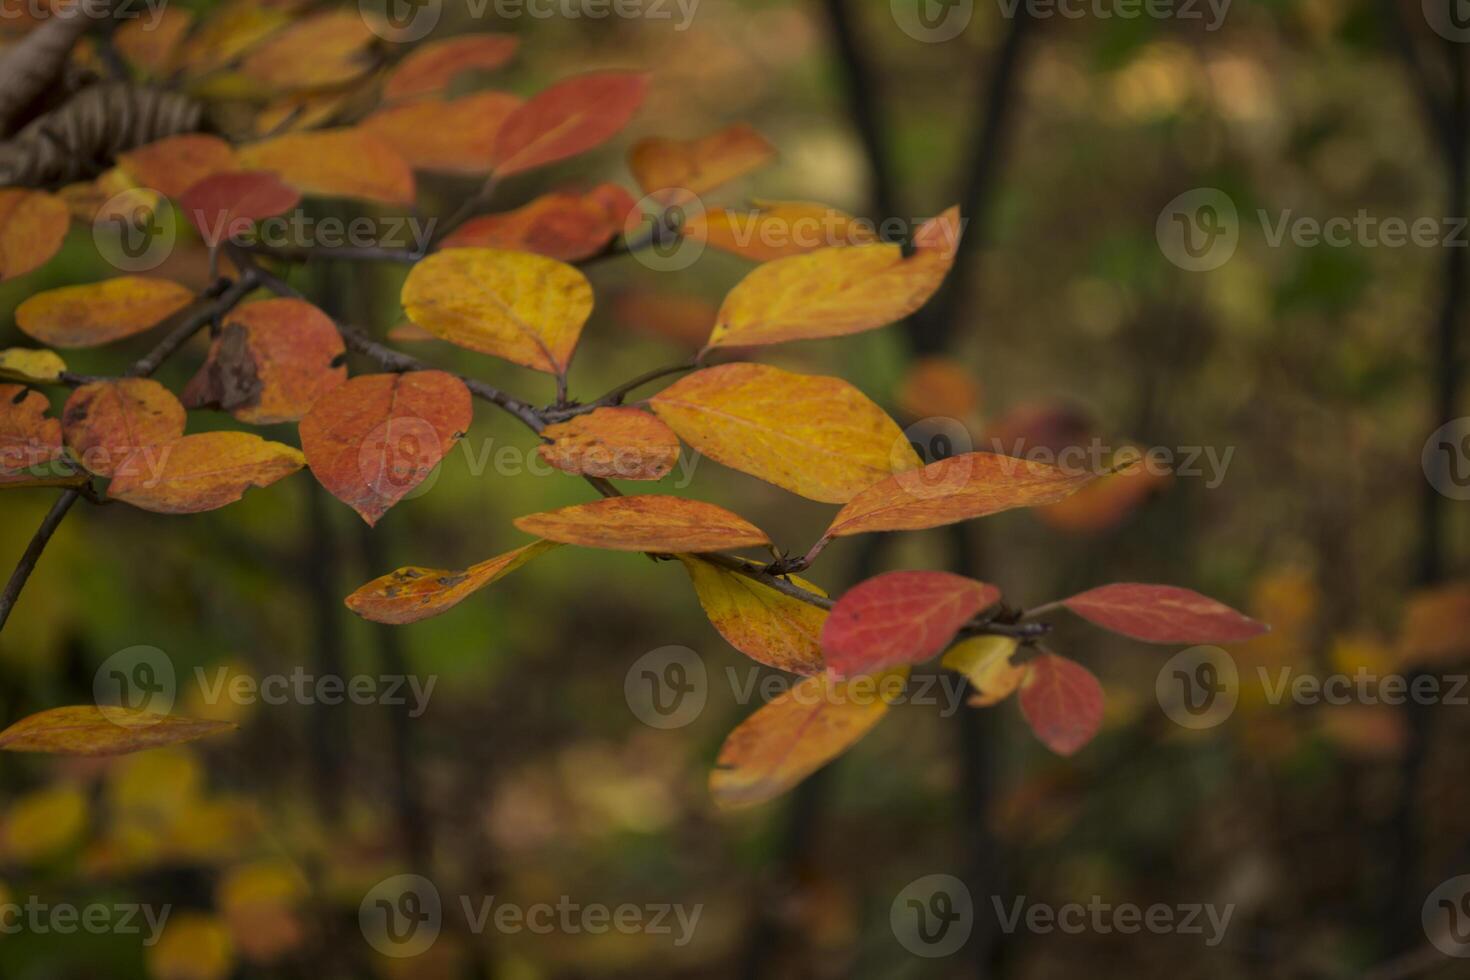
<box><xmin>237</xmin><ymin>128</ymin><xmax>415</xmax><ymax>206</ymax></box>
<box><xmin>649</xmin><ymin>362</ymin><xmax>919</xmax><ymax>503</ymax></box>
<box><xmin>628</xmin><ymin>123</ymin><xmax>775</xmax><ymax>196</ymax></box>
<box><xmin>346</xmin><ymin>540</ymin><xmax>559</xmax><ymax>625</ymax></box>
<box><xmin>705</xmin><ymin>207</ymin><xmax>960</xmax><ymax>350</ymax></box>
<box><xmin>709</xmin><ymin>669</ymin><xmax>905</xmax><ymax>809</ymax></box>
<box><xmin>400</xmin><ymin>247</ymin><xmax>593</xmax><ymax>374</ymax></box>
<box><xmin>941</xmin><ymin>635</ymin><xmax>1024</xmax><ymax>706</ymax></box>
<box><xmin>514</xmin><ymin>495</ymin><xmax>769</xmax><ymax>552</ymax></box>
<box><xmin>0</xmin><ymin>705</ymin><xmax>236</xmax><ymax>756</ymax></box>
<box><xmin>15</xmin><ymin>276</ymin><xmax>195</xmax><ymax>348</ymax></box>
<box><xmin>677</xmin><ymin>555</ymin><xmax>825</xmax><ymax>675</ymax></box>
<box><xmin>178</xmin><ymin>0</ymin><xmax>292</xmax><ymax>79</ymax></box>
<box><xmin>148</xmin><ymin>912</ymin><xmax>235</xmax><ymax>980</ymax></box>
<box><xmin>3</xmin><ymin>785</ymin><xmax>88</xmax><ymax>862</ymax></box>
<box><xmin>0</xmin><ymin>347</ymin><xmax>66</xmax><ymax>384</ymax></box>
<box><xmin>108</xmin><ymin>432</ymin><xmax>305</xmax><ymax>514</ymax></box>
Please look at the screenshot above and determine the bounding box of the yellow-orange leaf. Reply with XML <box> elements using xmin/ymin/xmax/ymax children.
<box><xmin>0</xmin><ymin>188</ymin><xmax>69</xmax><ymax>282</ymax></box>
<box><xmin>0</xmin><ymin>383</ymin><xmax>64</xmax><ymax>484</ymax></box>
<box><xmin>114</xmin><ymin>6</ymin><xmax>193</xmax><ymax>76</ymax></box>
<box><xmin>346</xmin><ymin>540</ymin><xmax>558</xmax><ymax>625</ymax></box>
<box><xmin>513</xmin><ymin>495</ymin><xmax>769</xmax><ymax>552</ymax></box>
<box><xmin>649</xmin><ymin>363</ymin><xmax>919</xmax><ymax>503</ymax></box>
<box><xmin>178</xmin><ymin>0</ymin><xmax>292</xmax><ymax>77</ymax></box>
<box><xmin>538</xmin><ymin>407</ymin><xmax>679</xmax><ymax>481</ymax></box>
<box><xmin>383</xmin><ymin>34</ymin><xmax>519</xmax><ymax>102</ymax></box>
<box><xmin>942</xmin><ymin>636</ymin><xmax>1024</xmax><ymax>706</ymax></box>
<box><xmin>0</xmin><ymin>348</ymin><xmax>66</xmax><ymax>384</ymax></box>
<box><xmin>0</xmin><ymin>706</ymin><xmax>236</xmax><ymax>756</ymax></box>
<box><xmin>709</xmin><ymin>669</ymin><xmax>905</xmax><ymax>809</ymax></box>
<box><xmin>360</xmin><ymin>91</ymin><xmax>522</xmax><ymax>174</ymax></box>
<box><xmin>108</xmin><ymin>431</ymin><xmax>304</xmax><ymax>514</ymax></box>
<box><xmin>438</xmin><ymin>184</ymin><xmax>631</xmax><ymax>260</ymax></box>
<box><xmin>820</xmin><ymin>452</ymin><xmax>1095</xmax><ymax>544</ymax></box>
<box><xmin>683</xmin><ymin>201</ymin><xmax>878</xmax><ymax>262</ymax></box>
<box><xmin>677</xmin><ymin>555</ymin><xmax>825</xmax><ymax>675</ymax></box>
<box><xmin>117</xmin><ymin>134</ymin><xmax>237</xmax><ymax>198</ymax></box>
<box><xmin>16</xmin><ymin>276</ymin><xmax>195</xmax><ymax>348</ymax></box>
<box><xmin>239</xmin><ymin>10</ymin><xmax>378</xmax><ymax>93</ymax></box>
<box><xmin>62</xmin><ymin>379</ymin><xmax>186</xmax><ymax>478</ymax></box>
<box><xmin>628</xmin><ymin>124</ymin><xmax>775</xmax><ymax>196</ymax></box>
<box><xmin>237</xmin><ymin>129</ymin><xmax>415</xmax><ymax>206</ymax></box>
<box><xmin>705</xmin><ymin>207</ymin><xmax>961</xmax><ymax>350</ymax></box>
<box><xmin>400</xmin><ymin>247</ymin><xmax>592</xmax><ymax>374</ymax></box>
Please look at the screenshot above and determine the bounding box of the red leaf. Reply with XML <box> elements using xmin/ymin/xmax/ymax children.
<box><xmin>1019</xmin><ymin>653</ymin><xmax>1103</xmax><ymax>756</ymax></box>
<box><xmin>491</xmin><ymin>71</ymin><xmax>649</xmax><ymax>178</ymax></box>
<box><xmin>1059</xmin><ymin>583</ymin><xmax>1268</xmax><ymax>644</ymax></box>
<box><xmin>180</xmin><ymin>171</ymin><xmax>301</xmax><ymax>247</ymax></box>
<box><xmin>821</xmin><ymin>570</ymin><xmax>1000</xmax><ymax>679</ymax></box>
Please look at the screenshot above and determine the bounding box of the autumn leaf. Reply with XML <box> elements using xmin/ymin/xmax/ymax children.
<box><xmin>649</xmin><ymin>363</ymin><xmax>920</xmax><ymax>503</ymax></box>
<box><xmin>178</xmin><ymin>0</ymin><xmax>292</xmax><ymax>78</ymax></box>
<box><xmin>239</xmin><ymin>10</ymin><xmax>378</xmax><ymax>93</ymax></box>
<box><xmin>0</xmin><ymin>188</ymin><xmax>69</xmax><ymax>283</ymax></box>
<box><xmin>383</xmin><ymin>33</ymin><xmax>520</xmax><ymax>102</ymax></box>
<box><xmin>182</xmin><ymin>298</ymin><xmax>346</xmax><ymax>424</ymax></box>
<box><xmin>298</xmin><ymin>371</ymin><xmax>472</xmax><ymax>525</ymax></box>
<box><xmin>492</xmin><ymin>71</ymin><xmax>649</xmax><ymax>177</ymax></box>
<box><xmin>109</xmin><ymin>432</ymin><xmax>305</xmax><ymax>514</ymax></box>
<box><xmin>0</xmin><ymin>706</ymin><xmax>236</xmax><ymax>756</ymax></box>
<box><xmin>1400</xmin><ymin>582</ymin><xmax>1470</xmax><ymax>666</ymax></box>
<box><xmin>438</xmin><ymin>185</ymin><xmax>632</xmax><ymax>260</ymax></box>
<box><xmin>16</xmin><ymin>276</ymin><xmax>195</xmax><ymax>348</ymax></box>
<box><xmin>1057</xmin><ymin>583</ymin><xmax>1269</xmax><ymax>644</ymax></box>
<box><xmin>683</xmin><ymin>201</ymin><xmax>879</xmax><ymax>263</ymax></box>
<box><xmin>251</xmin><ymin>91</ymin><xmax>355</xmax><ymax>137</ymax></box>
<box><xmin>63</xmin><ymin>379</ymin><xmax>186</xmax><ymax>477</ymax></box>
<box><xmin>709</xmin><ymin>669</ymin><xmax>905</xmax><ymax>808</ymax></box>
<box><xmin>628</xmin><ymin>124</ymin><xmax>775</xmax><ymax>196</ymax></box>
<box><xmin>513</xmin><ymin>495</ymin><xmax>769</xmax><ymax>552</ymax></box>
<box><xmin>1018</xmin><ymin>653</ymin><xmax>1104</xmax><ymax>756</ymax></box>
<box><xmin>117</xmin><ymin>134</ymin><xmax>237</xmax><ymax>198</ymax></box>
<box><xmin>821</xmin><ymin>570</ymin><xmax>999</xmax><ymax>679</ymax></box>
<box><xmin>1035</xmin><ymin>454</ymin><xmax>1170</xmax><ymax>533</ymax></box>
<box><xmin>0</xmin><ymin>348</ymin><xmax>66</xmax><ymax>385</ymax></box>
<box><xmin>895</xmin><ymin>356</ymin><xmax>981</xmax><ymax>422</ymax></box>
<box><xmin>237</xmin><ymin>128</ymin><xmax>415</xmax><ymax>206</ymax></box>
<box><xmin>677</xmin><ymin>555</ymin><xmax>825</xmax><ymax>674</ymax></box>
<box><xmin>942</xmin><ymin>635</ymin><xmax>1025</xmax><ymax>706</ymax></box>
<box><xmin>538</xmin><ymin>407</ymin><xmax>679</xmax><ymax>480</ymax></box>
<box><xmin>180</xmin><ymin>171</ymin><xmax>302</xmax><ymax>247</ymax></box>
<box><xmin>400</xmin><ymin>248</ymin><xmax>593</xmax><ymax>374</ymax></box>
<box><xmin>704</xmin><ymin>207</ymin><xmax>961</xmax><ymax>350</ymax></box>
<box><xmin>346</xmin><ymin>541</ymin><xmax>559</xmax><ymax>625</ymax></box>
<box><xmin>360</xmin><ymin>91</ymin><xmax>522</xmax><ymax>174</ymax></box>
<box><xmin>0</xmin><ymin>383</ymin><xmax>64</xmax><ymax>484</ymax></box>
<box><xmin>818</xmin><ymin>452</ymin><xmax>1095</xmax><ymax>546</ymax></box>
<box><xmin>114</xmin><ymin>6</ymin><xmax>193</xmax><ymax>77</ymax></box>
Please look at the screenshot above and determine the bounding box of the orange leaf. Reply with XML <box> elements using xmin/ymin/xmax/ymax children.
<box><xmin>628</xmin><ymin>123</ymin><xmax>775</xmax><ymax>196</ymax></box>
<box><xmin>0</xmin><ymin>706</ymin><xmax>235</xmax><ymax>757</ymax></box>
<box><xmin>346</xmin><ymin>540</ymin><xmax>559</xmax><ymax>625</ymax></box>
<box><xmin>237</xmin><ymin>128</ymin><xmax>415</xmax><ymax>206</ymax></box>
<box><xmin>298</xmin><ymin>371</ymin><xmax>472</xmax><ymax>525</ymax></box>
<box><xmin>0</xmin><ymin>383</ymin><xmax>64</xmax><ymax>484</ymax></box>
<box><xmin>239</xmin><ymin>10</ymin><xmax>378</xmax><ymax>93</ymax></box>
<box><xmin>179</xmin><ymin>171</ymin><xmax>302</xmax><ymax>247</ymax></box>
<box><xmin>1058</xmin><ymin>584</ymin><xmax>1268</xmax><ymax>644</ymax></box>
<box><xmin>895</xmin><ymin>356</ymin><xmax>981</xmax><ymax>421</ymax></box>
<box><xmin>438</xmin><ymin>185</ymin><xmax>628</xmax><ymax>260</ymax></box>
<box><xmin>1035</xmin><ymin>456</ymin><xmax>1170</xmax><ymax>533</ymax></box>
<box><xmin>181</xmin><ymin>298</ymin><xmax>345</xmax><ymax>424</ymax></box>
<box><xmin>649</xmin><ymin>363</ymin><xmax>919</xmax><ymax>504</ymax></box>
<box><xmin>177</xmin><ymin>0</ymin><xmax>292</xmax><ymax>78</ymax></box>
<box><xmin>705</xmin><ymin>207</ymin><xmax>960</xmax><ymax>349</ymax></box>
<box><xmin>492</xmin><ymin>71</ymin><xmax>649</xmax><ymax>178</ymax></box>
<box><xmin>1400</xmin><ymin>582</ymin><xmax>1470</xmax><ymax>666</ymax></box>
<box><xmin>709</xmin><ymin>669</ymin><xmax>905</xmax><ymax>808</ymax></box>
<box><xmin>683</xmin><ymin>201</ymin><xmax>879</xmax><ymax>262</ymax></box>
<box><xmin>62</xmin><ymin>379</ymin><xmax>186</xmax><ymax>477</ymax></box>
<box><xmin>821</xmin><ymin>570</ymin><xmax>999</xmax><ymax>679</ymax></box>
<box><xmin>109</xmin><ymin>431</ymin><xmax>305</xmax><ymax>514</ymax></box>
<box><xmin>0</xmin><ymin>188</ymin><xmax>69</xmax><ymax>283</ymax></box>
<box><xmin>360</xmin><ymin>91</ymin><xmax>522</xmax><ymax>174</ymax></box>
<box><xmin>819</xmin><ymin>452</ymin><xmax>1095</xmax><ymax>545</ymax></box>
<box><xmin>114</xmin><ymin>6</ymin><xmax>193</xmax><ymax>77</ymax></box>
<box><xmin>538</xmin><ymin>407</ymin><xmax>679</xmax><ymax>481</ymax></box>
<box><xmin>117</xmin><ymin>134</ymin><xmax>238</xmax><ymax>198</ymax></box>
<box><xmin>16</xmin><ymin>276</ymin><xmax>195</xmax><ymax>348</ymax></box>
<box><xmin>513</xmin><ymin>495</ymin><xmax>769</xmax><ymax>552</ymax></box>
<box><xmin>677</xmin><ymin>555</ymin><xmax>826</xmax><ymax>675</ymax></box>
<box><xmin>383</xmin><ymin>33</ymin><xmax>519</xmax><ymax>102</ymax></box>
<box><xmin>1019</xmin><ymin>653</ymin><xmax>1104</xmax><ymax>756</ymax></box>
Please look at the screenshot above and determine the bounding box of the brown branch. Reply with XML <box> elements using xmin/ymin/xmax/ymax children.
<box><xmin>0</xmin><ymin>1</ymin><xmax>97</xmax><ymax>135</ymax></box>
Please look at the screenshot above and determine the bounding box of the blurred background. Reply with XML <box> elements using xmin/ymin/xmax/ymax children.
<box><xmin>2</xmin><ymin>0</ymin><xmax>1470</xmax><ymax>976</ymax></box>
